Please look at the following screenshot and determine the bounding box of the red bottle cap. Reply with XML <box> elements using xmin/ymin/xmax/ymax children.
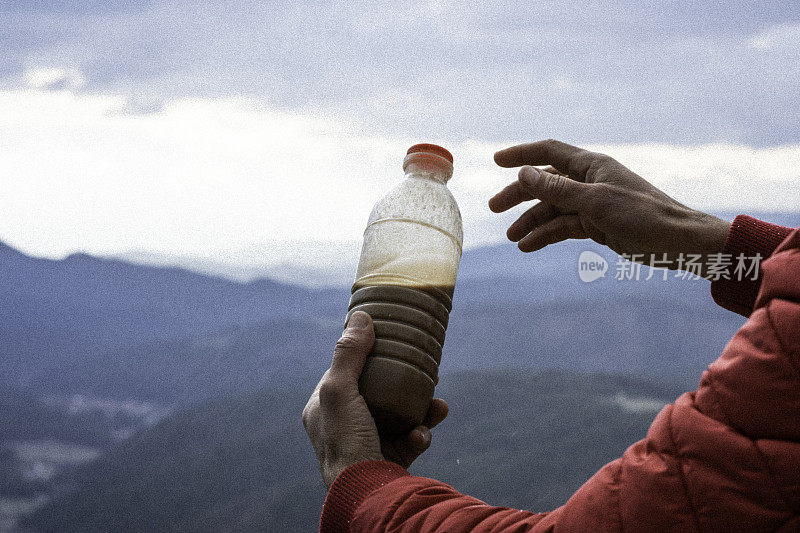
<box><xmin>406</xmin><ymin>143</ymin><xmax>453</xmax><ymax>164</ymax></box>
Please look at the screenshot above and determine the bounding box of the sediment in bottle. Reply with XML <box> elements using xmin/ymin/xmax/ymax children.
<box><xmin>346</xmin><ymin>283</ymin><xmax>454</xmax><ymax>435</ymax></box>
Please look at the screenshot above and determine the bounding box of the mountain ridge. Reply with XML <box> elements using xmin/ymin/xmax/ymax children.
<box><xmin>0</xmin><ymin>240</ymin><xmax>339</xmax><ymax>390</ymax></box>
<box><xmin>0</xmin><ymin>235</ymin><xmax>746</xmax><ymax>401</ymax></box>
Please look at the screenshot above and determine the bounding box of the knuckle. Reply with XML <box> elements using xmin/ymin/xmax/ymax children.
<box><xmin>571</xmin><ymin>150</ymin><xmax>610</xmax><ymax>176</ymax></box>
<box><xmin>584</xmin><ymin>159</ymin><xmax>603</xmax><ymax>182</ymax></box>
<box><xmin>543</xmin><ymin>174</ymin><xmax>567</xmax><ymax>199</ymax></box>
<box><xmin>301</xmin><ymin>404</ymin><xmax>312</xmax><ymax>428</ymax></box>
<box><xmin>574</xmin><ymin>150</ymin><xmax>597</xmax><ymax>165</ymax></box>
<box><xmin>318</xmin><ymin>378</ymin><xmax>345</xmax><ymax>404</ymax></box>
<box><xmin>542</xmin><ymin>138</ymin><xmax>563</xmax><ymax>151</ymax></box>
<box><xmin>588</xmin><ymin>151</ymin><xmax>613</xmax><ymax>164</ymax></box>
<box><xmin>302</xmin><ymin>393</ymin><xmax>321</xmax><ymax>430</ymax></box>
<box><xmin>335</xmin><ymin>332</ymin><xmax>364</xmax><ymax>353</ymax></box>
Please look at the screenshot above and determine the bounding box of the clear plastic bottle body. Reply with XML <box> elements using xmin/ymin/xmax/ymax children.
<box><xmin>354</xmin><ymin>164</ymin><xmax>463</xmax><ymax>296</ymax></box>
<box><xmin>347</xmin><ymin>146</ymin><xmax>462</xmax><ymax>435</ymax></box>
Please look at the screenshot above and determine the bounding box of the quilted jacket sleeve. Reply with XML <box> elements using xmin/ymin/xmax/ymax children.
<box><xmin>710</xmin><ymin>214</ymin><xmax>793</xmax><ymax>316</ymax></box>
<box><xmin>320</xmin><ymin>224</ymin><xmax>800</xmax><ymax>533</ymax></box>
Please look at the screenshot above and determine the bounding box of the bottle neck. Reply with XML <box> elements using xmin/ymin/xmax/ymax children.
<box><xmin>402</xmin><ymin>153</ymin><xmax>453</xmax><ymax>184</ymax></box>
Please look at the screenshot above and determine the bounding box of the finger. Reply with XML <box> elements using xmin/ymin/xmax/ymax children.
<box><xmin>542</xmin><ymin>165</ymin><xmax>567</xmax><ymax>177</ymax></box>
<box><xmin>394</xmin><ymin>427</ymin><xmax>432</xmax><ymax>468</ymax></box>
<box><xmin>385</xmin><ymin>400</ymin><xmax>447</xmax><ymax>467</ymax></box>
<box><xmin>488</xmin><ymin>164</ymin><xmax>572</xmax><ymax>213</ymax></box>
<box><xmin>409</xmin><ymin>426</ymin><xmax>432</xmax><ymax>449</ymax></box>
<box><xmin>518</xmin><ymin>214</ymin><xmax>588</xmax><ymax>252</ymax></box>
<box><xmin>518</xmin><ymin>166</ymin><xmax>592</xmax><ymax>212</ymax></box>
<box><xmin>507</xmin><ymin>202</ymin><xmax>558</xmax><ymax>242</ymax></box>
<box><xmin>329</xmin><ymin>311</ymin><xmax>375</xmax><ymax>382</ymax></box>
<box><xmin>494</xmin><ymin>139</ymin><xmax>589</xmax><ymax>174</ymax></box>
<box><xmin>488</xmin><ymin>180</ymin><xmax>532</xmax><ymax>213</ymax></box>
<box><xmin>423</xmin><ymin>398</ymin><xmax>449</xmax><ymax>429</ymax></box>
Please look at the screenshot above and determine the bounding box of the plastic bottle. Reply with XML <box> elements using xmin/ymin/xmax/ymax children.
<box><xmin>346</xmin><ymin>143</ymin><xmax>463</xmax><ymax>435</ymax></box>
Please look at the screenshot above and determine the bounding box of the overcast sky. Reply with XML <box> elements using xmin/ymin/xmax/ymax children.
<box><xmin>1</xmin><ymin>1</ymin><xmax>799</xmax><ymax>265</ymax></box>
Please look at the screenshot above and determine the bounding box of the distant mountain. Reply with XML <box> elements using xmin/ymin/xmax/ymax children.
<box><xmin>2</xmin><ymin>236</ymin><xmax>749</xmax><ymax>403</ymax></box>
<box><xmin>0</xmin><ymin>241</ymin><xmax>344</xmax><ymax>388</ymax></box>
<box><xmin>110</xmin><ymin>239</ymin><xmax>361</xmax><ymax>286</ymax></box>
<box><xmin>24</xmin><ymin>369</ymin><xmax>684</xmax><ymax>533</ymax></box>
<box><xmin>31</xmin><ymin>317</ymin><xmax>344</xmax><ymax>404</ymax></box>
<box><xmin>26</xmin><ymin>284</ymin><xmax>735</xmax><ymax>404</ymax></box>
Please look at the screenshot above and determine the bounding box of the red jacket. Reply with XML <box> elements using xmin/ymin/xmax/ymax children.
<box><xmin>321</xmin><ymin>215</ymin><xmax>800</xmax><ymax>532</ymax></box>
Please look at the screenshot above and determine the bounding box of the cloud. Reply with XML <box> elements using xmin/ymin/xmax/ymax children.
<box><xmin>0</xmin><ymin>85</ymin><xmax>415</xmax><ymax>260</ymax></box>
<box><xmin>0</xmin><ymin>85</ymin><xmax>797</xmax><ymax>265</ymax></box>
<box><xmin>2</xmin><ymin>1</ymin><xmax>799</xmax><ymax>146</ymax></box>
<box><xmin>748</xmin><ymin>23</ymin><xmax>800</xmax><ymax>50</ymax></box>
<box><xmin>24</xmin><ymin>67</ymin><xmax>86</xmax><ymax>90</ymax></box>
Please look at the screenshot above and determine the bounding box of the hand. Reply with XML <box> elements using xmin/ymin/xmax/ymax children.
<box><xmin>489</xmin><ymin>139</ymin><xmax>731</xmax><ymax>273</ymax></box>
<box><xmin>302</xmin><ymin>311</ymin><xmax>449</xmax><ymax>489</ymax></box>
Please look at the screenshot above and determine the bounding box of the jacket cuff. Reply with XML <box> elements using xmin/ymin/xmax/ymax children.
<box><xmin>320</xmin><ymin>461</ymin><xmax>409</xmax><ymax>532</ymax></box>
<box><xmin>710</xmin><ymin>214</ymin><xmax>794</xmax><ymax>316</ymax></box>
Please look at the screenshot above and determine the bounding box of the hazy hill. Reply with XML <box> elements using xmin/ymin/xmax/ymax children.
<box><xmin>22</xmin><ymin>285</ymin><xmax>737</xmax><ymax>405</ymax></box>
<box><xmin>31</xmin><ymin>317</ymin><xmax>343</xmax><ymax>404</ymax></box>
<box><xmin>2</xmin><ymin>238</ymin><xmax>749</xmax><ymax>403</ymax></box>
<box><xmin>0</xmin><ymin>241</ymin><xmax>342</xmax><ymax>389</ymax></box>
<box><xmin>25</xmin><ymin>369</ymin><xmax>684</xmax><ymax>533</ymax></box>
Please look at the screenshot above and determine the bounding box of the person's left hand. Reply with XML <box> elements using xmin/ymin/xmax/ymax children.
<box><xmin>302</xmin><ymin>311</ymin><xmax>449</xmax><ymax>489</ymax></box>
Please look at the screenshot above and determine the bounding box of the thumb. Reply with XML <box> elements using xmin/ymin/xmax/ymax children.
<box><xmin>518</xmin><ymin>166</ymin><xmax>591</xmax><ymax>212</ymax></box>
<box><xmin>330</xmin><ymin>311</ymin><xmax>375</xmax><ymax>382</ymax></box>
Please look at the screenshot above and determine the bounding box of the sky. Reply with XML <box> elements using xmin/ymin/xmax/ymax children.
<box><xmin>1</xmin><ymin>0</ymin><xmax>799</xmax><ymax>267</ymax></box>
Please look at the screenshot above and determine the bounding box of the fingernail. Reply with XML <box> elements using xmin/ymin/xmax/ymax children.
<box><xmin>347</xmin><ymin>311</ymin><xmax>369</xmax><ymax>330</ymax></box>
<box><xmin>421</xmin><ymin>428</ymin><xmax>431</xmax><ymax>445</ymax></box>
<box><xmin>519</xmin><ymin>166</ymin><xmax>539</xmax><ymax>184</ymax></box>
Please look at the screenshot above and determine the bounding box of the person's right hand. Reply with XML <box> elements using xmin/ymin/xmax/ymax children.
<box><xmin>489</xmin><ymin>139</ymin><xmax>731</xmax><ymax>273</ymax></box>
